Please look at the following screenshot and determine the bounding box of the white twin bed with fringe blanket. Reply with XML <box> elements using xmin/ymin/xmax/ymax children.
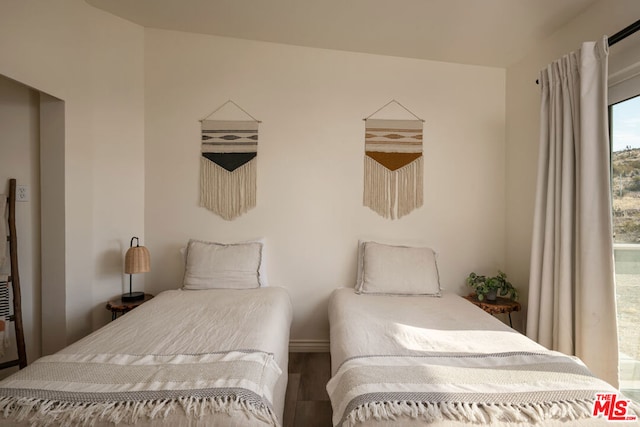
<box><xmin>327</xmin><ymin>288</ymin><xmax>638</xmax><ymax>427</ymax></box>
<box><xmin>0</xmin><ymin>287</ymin><xmax>292</xmax><ymax>427</ymax></box>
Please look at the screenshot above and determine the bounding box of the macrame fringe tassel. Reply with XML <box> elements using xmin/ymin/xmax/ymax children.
<box><xmin>343</xmin><ymin>399</ymin><xmax>601</xmax><ymax>427</ymax></box>
<box><xmin>200</xmin><ymin>157</ymin><xmax>257</xmax><ymax>220</ymax></box>
<box><xmin>363</xmin><ymin>156</ymin><xmax>423</xmax><ymax>220</ymax></box>
<box><xmin>0</xmin><ymin>394</ymin><xmax>279</xmax><ymax>427</ymax></box>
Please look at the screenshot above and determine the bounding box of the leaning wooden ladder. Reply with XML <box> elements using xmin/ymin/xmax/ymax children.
<box><xmin>0</xmin><ymin>179</ymin><xmax>27</xmax><ymax>370</ymax></box>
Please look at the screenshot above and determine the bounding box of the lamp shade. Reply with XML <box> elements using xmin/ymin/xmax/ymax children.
<box><xmin>124</xmin><ymin>245</ymin><xmax>150</xmax><ymax>274</ymax></box>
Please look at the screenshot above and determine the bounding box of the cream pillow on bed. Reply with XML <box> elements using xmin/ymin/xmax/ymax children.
<box><xmin>180</xmin><ymin>238</ymin><xmax>269</xmax><ymax>287</ymax></box>
<box><xmin>183</xmin><ymin>239</ymin><xmax>264</xmax><ymax>289</ymax></box>
<box><xmin>358</xmin><ymin>241</ymin><xmax>441</xmax><ymax>296</ymax></box>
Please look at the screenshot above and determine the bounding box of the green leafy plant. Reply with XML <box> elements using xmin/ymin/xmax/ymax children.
<box><xmin>466</xmin><ymin>270</ymin><xmax>518</xmax><ymax>302</ymax></box>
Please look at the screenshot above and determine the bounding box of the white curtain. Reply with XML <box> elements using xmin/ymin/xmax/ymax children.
<box><xmin>527</xmin><ymin>37</ymin><xmax>619</xmax><ymax>387</ymax></box>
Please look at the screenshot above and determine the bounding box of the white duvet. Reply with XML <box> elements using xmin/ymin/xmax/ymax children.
<box><xmin>327</xmin><ymin>288</ymin><xmax>638</xmax><ymax>427</ymax></box>
<box><xmin>0</xmin><ymin>287</ymin><xmax>292</xmax><ymax>427</ymax></box>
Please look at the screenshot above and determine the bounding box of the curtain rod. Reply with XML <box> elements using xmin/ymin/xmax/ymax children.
<box><xmin>535</xmin><ymin>18</ymin><xmax>640</xmax><ymax>85</ymax></box>
<box><xmin>608</xmin><ymin>18</ymin><xmax>640</xmax><ymax>47</ymax></box>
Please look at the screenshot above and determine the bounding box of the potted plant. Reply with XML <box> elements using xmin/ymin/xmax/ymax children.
<box><xmin>466</xmin><ymin>270</ymin><xmax>518</xmax><ymax>302</ymax></box>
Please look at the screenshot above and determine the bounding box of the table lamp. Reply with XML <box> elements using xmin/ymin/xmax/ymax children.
<box><xmin>123</xmin><ymin>236</ymin><xmax>150</xmax><ymax>301</ymax></box>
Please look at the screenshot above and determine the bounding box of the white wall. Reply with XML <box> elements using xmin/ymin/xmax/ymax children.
<box><xmin>0</xmin><ymin>75</ymin><xmax>40</xmax><ymax>375</ymax></box>
<box><xmin>145</xmin><ymin>29</ymin><xmax>508</xmax><ymax>342</ymax></box>
<box><xmin>39</xmin><ymin>92</ymin><xmax>67</xmax><ymax>356</ymax></box>
<box><xmin>0</xmin><ymin>0</ymin><xmax>145</xmax><ymax>348</ymax></box>
<box><xmin>505</xmin><ymin>0</ymin><xmax>640</xmax><ymax>315</ymax></box>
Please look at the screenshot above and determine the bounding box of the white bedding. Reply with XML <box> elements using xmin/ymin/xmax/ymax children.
<box><xmin>0</xmin><ymin>287</ymin><xmax>292</xmax><ymax>427</ymax></box>
<box><xmin>327</xmin><ymin>288</ymin><xmax>638</xmax><ymax>427</ymax></box>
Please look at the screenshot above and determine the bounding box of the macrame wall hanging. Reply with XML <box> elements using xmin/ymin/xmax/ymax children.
<box><xmin>363</xmin><ymin>100</ymin><xmax>425</xmax><ymax>220</ymax></box>
<box><xmin>199</xmin><ymin>100</ymin><xmax>260</xmax><ymax>220</ymax></box>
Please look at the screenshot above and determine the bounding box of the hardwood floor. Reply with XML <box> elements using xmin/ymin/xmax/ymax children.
<box><xmin>284</xmin><ymin>352</ymin><xmax>333</xmax><ymax>427</ymax></box>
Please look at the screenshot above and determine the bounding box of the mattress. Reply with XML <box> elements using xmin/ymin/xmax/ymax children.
<box><xmin>0</xmin><ymin>287</ymin><xmax>292</xmax><ymax>427</ymax></box>
<box><xmin>327</xmin><ymin>288</ymin><xmax>639</xmax><ymax>427</ymax></box>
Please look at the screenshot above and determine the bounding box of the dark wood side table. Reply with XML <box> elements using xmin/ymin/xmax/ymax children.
<box><xmin>106</xmin><ymin>293</ymin><xmax>154</xmax><ymax>320</ymax></box>
<box><xmin>463</xmin><ymin>293</ymin><xmax>521</xmax><ymax>328</ymax></box>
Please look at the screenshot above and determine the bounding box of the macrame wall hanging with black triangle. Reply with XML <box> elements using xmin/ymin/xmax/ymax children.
<box><xmin>363</xmin><ymin>100</ymin><xmax>425</xmax><ymax>220</ymax></box>
<box><xmin>199</xmin><ymin>100</ymin><xmax>260</xmax><ymax>220</ymax></box>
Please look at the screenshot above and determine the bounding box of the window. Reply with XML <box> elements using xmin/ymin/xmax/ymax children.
<box><xmin>611</xmin><ymin>95</ymin><xmax>640</xmax><ymax>402</ymax></box>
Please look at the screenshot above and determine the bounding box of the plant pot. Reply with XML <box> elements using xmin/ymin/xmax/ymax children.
<box><xmin>486</xmin><ymin>289</ymin><xmax>497</xmax><ymax>302</ymax></box>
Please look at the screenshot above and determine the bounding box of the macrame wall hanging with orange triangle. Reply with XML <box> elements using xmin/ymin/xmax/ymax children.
<box><xmin>199</xmin><ymin>100</ymin><xmax>261</xmax><ymax>220</ymax></box>
<box><xmin>363</xmin><ymin>100</ymin><xmax>424</xmax><ymax>220</ymax></box>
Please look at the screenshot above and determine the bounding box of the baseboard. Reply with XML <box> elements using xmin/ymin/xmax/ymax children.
<box><xmin>289</xmin><ymin>339</ymin><xmax>330</xmax><ymax>352</ymax></box>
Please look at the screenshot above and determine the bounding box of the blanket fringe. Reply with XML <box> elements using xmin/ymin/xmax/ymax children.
<box><xmin>343</xmin><ymin>399</ymin><xmax>599</xmax><ymax>427</ymax></box>
<box><xmin>0</xmin><ymin>395</ymin><xmax>279</xmax><ymax>427</ymax></box>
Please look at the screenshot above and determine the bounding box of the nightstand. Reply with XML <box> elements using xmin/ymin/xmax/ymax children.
<box><xmin>464</xmin><ymin>293</ymin><xmax>521</xmax><ymax>328</ymax></box>
<box><xmin>106</xmin><ymin>293</ymin><xmax>154</xmax><ymax>320</ymax></box>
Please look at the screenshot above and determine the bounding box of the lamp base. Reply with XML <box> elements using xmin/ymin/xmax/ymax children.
<box><xmin>121</xmin><ymin>291</ymin><xmax>145</xmax><ymax>302</ymax></box>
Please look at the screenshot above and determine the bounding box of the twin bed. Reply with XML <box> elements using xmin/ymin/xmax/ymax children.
<box><xmin>0</xmin><ymin>239</ymin><xmax>635</xmax><ymax>426</ymax></box>
<box><xmin>0</xmin><ymin>239</ymin><xmax>293</xmax><ymax>427</ymax></box>
<box><xmin>327</xmin><ymin>241</ymin><xmax>637</xmax><ymax>426</ymax></box>
<box><xmin>328</xmin><ymin>289</ymin><xmax>627</xmax><ymax>426</ymax></box>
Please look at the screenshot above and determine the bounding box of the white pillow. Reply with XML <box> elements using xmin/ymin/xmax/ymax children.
<box><xmin>358</xmin><ymin>241</ymin><xmax>441</xmax><ymax>296</ymax></box>
<box><xmin>355</xmin><ymin>239</ymin><xmax>367</xmax><ymax>291</ymax></box>
<box><xmin>180</xmin><ymin>238</ymin><xmax>269</xmax><ymax>287</ymax></box>
<box><xmin>183</xmin><ymin>239</ymin><xmax>264</xmax><ymax>289</ymax></box>
<box><xmin>356</xmin><ymin>239</ymin><xmax>423</xmax><ymax>291</ymax></box>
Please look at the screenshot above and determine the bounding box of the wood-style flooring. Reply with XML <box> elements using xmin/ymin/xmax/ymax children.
<box><xmin>284</xmin><ymin>352</ymin><xmax>333</xmax><ymax>427</ymax></box>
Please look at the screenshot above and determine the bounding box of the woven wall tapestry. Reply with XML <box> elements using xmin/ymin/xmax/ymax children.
<box><xmin>199</xmin><ymin>101</ymin><xmax>260</xmax><ymax>220</ymax></box>
<box><xmin>363</xmin><ymin>100</ymin><xmax>424</xmax><ymax>220</ymax></box>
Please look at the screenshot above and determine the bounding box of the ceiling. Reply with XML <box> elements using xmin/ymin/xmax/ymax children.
<box><xmin>85</xmin><ymin>0</ymin><xmax>598</xmax><ymax>68</ymax></box>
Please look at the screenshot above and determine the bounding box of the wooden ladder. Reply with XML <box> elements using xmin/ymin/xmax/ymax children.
<box><xmin>0</xmin><ymin>179</ymin><xmax>27</xmax><ymax>370</ymax></box>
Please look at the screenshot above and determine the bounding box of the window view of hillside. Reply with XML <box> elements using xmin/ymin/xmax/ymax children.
<box><xmin>611</xmin><ymin>95</ymin><xmax>640</xmax><ymax>403</ymax></box>
<box><xmin>613</xmin><ymin>146</ymin><xmax>640</xmax><ymax>243</ymax></box>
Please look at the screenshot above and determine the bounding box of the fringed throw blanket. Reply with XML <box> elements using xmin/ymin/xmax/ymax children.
<box><xmin>0</xmin><ymin>350</ymin><xmax>281</xmax><ymax>427</ymax></box>
<box><xmin>327</xmin><ymin>351</ymin><xmax>635</xmax><ymax>427</ymax></box>
<box><xmin>200</xmin><ymin>120</ymin><xmax>258</xmax><ymax>220</ymax></box>
<box><xmin>363</xmin><ymin>119</ymin><xmax>423</xmax><ymax>220</ymax></box>
<box><xmin>0</xmin><ymin>194</ymin><xmax>6</xmax><ymax>269</ymax></box>
<box><xmin>0</xmin><ymin>284</ymin><xmax>9</xmax><ymax>356</ymax></box>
